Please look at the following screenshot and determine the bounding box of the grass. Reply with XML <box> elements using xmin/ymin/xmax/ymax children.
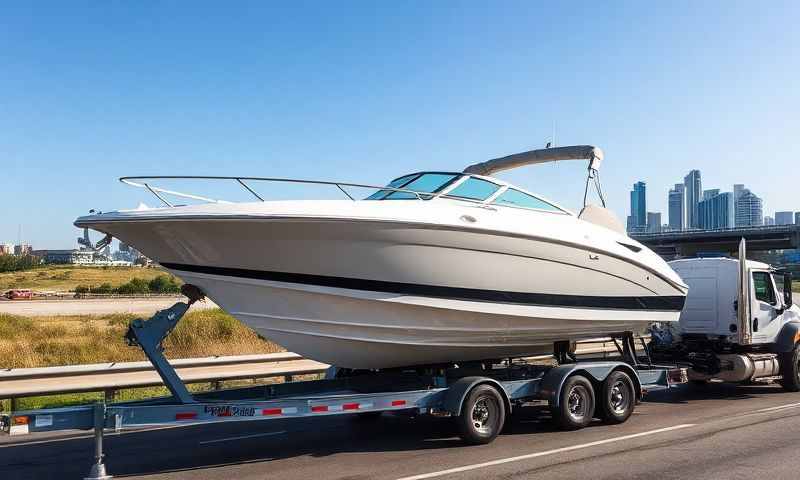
<box><xmin>0</xmin><ymin>308</ymin><xmax>290</xmax><ymax>410</ymax></box>
<box><xmin>0</xmin><ymin>308</ymin><xmax>284</xmax><ymax>369</ymax></box>
<box><xmin>794</xmin><ymin>281</ymin><xmax>800</xmax><ymax>293</ymax></box>
<box><xmin>0</xmin><ymin>265</ymin><xmax>170</xmax><ymax>292</ymax></box>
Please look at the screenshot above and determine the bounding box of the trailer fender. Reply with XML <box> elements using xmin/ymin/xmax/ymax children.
<box><xmin>442</xmin><ymin>377</ymin><xmax>512</xmax><ymax>417</ymax></box>
<box><xmin>540</xmin><ymin>363</ymin><xmax>641</xmax><ymax>409</ymax></box>
<box><xmin>773</xmin><ymin>322</ymin><xmax>800</xmax><ymax>353</ymax></box>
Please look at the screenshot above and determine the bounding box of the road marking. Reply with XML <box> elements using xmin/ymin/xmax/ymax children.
<box><xmin>755</xmin><ymin>402</ymin><xmax>800</xmax><ymax>414</ymax></box>
<box><xmin>198</xmin><ymin>430</ymin><xmax>286</xmax><ymax>445</ymax></box>
<box><xmin>395</xmin><ymin>424</ymin><xmax>696</xmax><ymax>480</ymax></box>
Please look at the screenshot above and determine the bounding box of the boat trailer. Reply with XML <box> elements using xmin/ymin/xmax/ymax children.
<box><xmin>1</xmin><ymin>286</ymin><xmax>686</xmax><ymax>480</ymax></box>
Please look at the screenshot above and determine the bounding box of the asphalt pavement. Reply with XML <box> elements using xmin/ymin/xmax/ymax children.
<box><xmin>2</xmin><ymin>382</ymin><xmax>800</xmax><ymax>479</ymax></box>
<box><xmin>0</xmin><ymin>297</ymin><xmax>218</xmax><ymax>316</ymax></box>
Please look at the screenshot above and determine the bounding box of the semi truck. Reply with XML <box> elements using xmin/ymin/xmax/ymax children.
<box><xmin>2</xmin><ymin>241</ymin><xmax>799</xmax><ymax>480</ymax></box>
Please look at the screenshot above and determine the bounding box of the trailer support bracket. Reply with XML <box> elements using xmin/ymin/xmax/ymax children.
<box><xmin>124</xmin><ymin>285</ymin><xmax>205</xmax><ymax>404</ymax></box>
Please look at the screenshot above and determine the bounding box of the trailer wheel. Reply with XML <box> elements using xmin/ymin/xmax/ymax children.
<box><xmin>779</xmin><ymin>344</ymin><xmax>800</xmax><ymax>392</ymax></box>
<box><xmin>552</xmin><ymin>375</ymin><xmax>595</xmax><ymax>430</ymax></box>
<box><xmin>597</xmin><ymin>371</ymin><xmax>635</xmax><ymax>424</ymax></box>
<box><xmin>457</xmin><ymin>384</ymin><xmax>506</xmax><ymax>445</ymax></box>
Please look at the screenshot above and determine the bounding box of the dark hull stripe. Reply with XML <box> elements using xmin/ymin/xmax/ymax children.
<box><xmin>162</xmin><ymin>262</ymin><xmax>686</xmax><ymax>312</ymax></box>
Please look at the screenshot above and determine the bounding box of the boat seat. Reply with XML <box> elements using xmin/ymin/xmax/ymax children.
<box><xmin>578</xmin><ymin>204</ymin><xmax>626</xmax><ymax>234</ymax></box>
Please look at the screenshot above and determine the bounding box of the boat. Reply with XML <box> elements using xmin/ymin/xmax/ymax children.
<box><xmin>74</xmin><ymin>145</ymin><xmax>688</xmax><ymax>369</ymax></box>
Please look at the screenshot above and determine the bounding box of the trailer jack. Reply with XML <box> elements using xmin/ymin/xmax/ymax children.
<box><xmin>124</xmin><ymin>284</ymin><xmax>206</xmax><ymax>404</ymax></box>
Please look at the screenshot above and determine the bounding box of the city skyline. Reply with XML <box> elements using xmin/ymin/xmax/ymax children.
<box><xmin>626</xmin><ymin>166</ymin><xmax>799</xmax><ymax>233</ymax></box>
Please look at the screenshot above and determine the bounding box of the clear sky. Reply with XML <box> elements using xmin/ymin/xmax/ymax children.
<box><xmin>3</xmin><ymin>1</ymin><xmax>799</xmax><ymax>248</ymax></box>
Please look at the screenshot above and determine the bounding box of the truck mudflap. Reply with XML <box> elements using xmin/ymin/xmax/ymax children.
<box><xmin>773</xmin><ymin>322</ymin><xmax>800</xmax><ymax>353</ymax></box>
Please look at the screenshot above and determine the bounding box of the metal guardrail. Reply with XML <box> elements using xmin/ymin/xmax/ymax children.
<box><xmin>0</xmin><ymin>340</ymin><xmax>632</xmax><ymax>410</ymax></box>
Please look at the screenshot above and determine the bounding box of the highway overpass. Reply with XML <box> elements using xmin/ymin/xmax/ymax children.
<box><xmin>631</xmin><ymin>224</ymin><xmax>800</xmax><ymax>258</ymax></box>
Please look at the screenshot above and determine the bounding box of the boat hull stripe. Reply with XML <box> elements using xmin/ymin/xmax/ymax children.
<box><xmin>161</xmin><ymin>263</ymin><xmax>686</xmax><ymax>311</ymax></box>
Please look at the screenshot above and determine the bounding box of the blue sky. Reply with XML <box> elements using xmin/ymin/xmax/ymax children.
<box><xmin>2</xmin><ymin>1</ymin><xmax>799</xmax><ymax>247</ymax></box>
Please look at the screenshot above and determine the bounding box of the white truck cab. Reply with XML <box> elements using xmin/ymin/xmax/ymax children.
<box><xmin>669</xmin><ymin>257</ymin><xmax>799</xmax><ymax>345</ymax></box>
<box><xmin>653</xmin><ymin>241</ymin><xmax>800</xmax><ymax>389</ymax></box>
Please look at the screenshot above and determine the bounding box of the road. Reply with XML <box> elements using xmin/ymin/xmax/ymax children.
<box><xmin>2</xmin><ymin>382</ymin><xmax>800</xmax><ymax>479</ymax></box>
<box><xmin>0</xmin><ymin>297</ymin><xmax>218</xmax><ymax>316</ymax></box>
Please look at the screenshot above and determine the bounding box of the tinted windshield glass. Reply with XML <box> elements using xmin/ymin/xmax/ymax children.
<box><xmin>368</xmin><ymin>173</ymin><xmax>459</xmax><ymax>200</ymax></box>
<box><xmin>365</xmin><ymin>174</ymin><xmax>419</xmax><ymax>200</ymax></box>
<box><xmin>492</xmin><ymin>189</ymin><xmax>562</xmax><ymax>212</ymax></box>
<box><xmin>445</xmin><ymin>177</ymin><xmax>500</xmax><ymax>201</ymax></box>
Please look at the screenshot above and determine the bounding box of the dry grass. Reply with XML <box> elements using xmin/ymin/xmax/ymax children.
<box><xmin>0</xmin><ymin>308</ymin><xmax>284</xmax><ymax>369</ymax></box>
<box><xmin>0</xmin><ymin>265</ymin><xmax>170</xmax><ymax>292</ymax></box>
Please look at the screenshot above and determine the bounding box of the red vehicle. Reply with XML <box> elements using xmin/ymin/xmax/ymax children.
<box><xmin>5</xmin><ymin>289</ymin><xmax>33</xmax><ymax>300</ymax></box>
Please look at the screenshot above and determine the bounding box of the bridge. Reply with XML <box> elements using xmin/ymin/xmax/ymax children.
<box><xmin>631</xmin><ymin>224</ymin><xmax>800</xmax><ymax>258</ymax></box>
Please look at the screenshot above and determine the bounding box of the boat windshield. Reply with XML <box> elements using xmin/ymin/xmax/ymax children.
<box><xmin>366</xmin><ymin>173</ymin><xmax>459</xmax><ymax>200</ymax></box>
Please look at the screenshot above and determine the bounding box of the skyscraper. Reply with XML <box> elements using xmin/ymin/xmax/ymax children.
<box><xmin>698</xmin><ymin>191</ymin><xmax>734</xmax><ymax>229</ymax></box>
<box><xmin>765</xmin><ymin>216</ymin><xmax>775</xmax><ymax>226</ymax></box>
<box><xmin>775</xmin><ymin>211</ymin><xmax>794</xmax><ymax>225</ymax></box>
<box><xmin>628</xmin><ymin>181</ymin><xmax>646</xmax><ymax>233</ymax></box>
<box><xmin>668</xmin><ymin>183</ymin><xmax>685</xmax><ymax>231</ymax></box>
<box><xmin>735</xmin><ymin>189</ymin><xmax>763</xmax><ymax>227</ymax></box>
<box><xmin>646</xmin><ymin>212</ymin><xmax>662</xmax><ymax>233</ymax></box>
<box><xmin>684</xmin><ymin>170</ymin><xmax>702</xmax><ymax>229</ymax></box>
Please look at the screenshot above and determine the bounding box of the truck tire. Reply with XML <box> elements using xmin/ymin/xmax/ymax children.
<box><xmin>779</xmin><ymin>344</ymin><xmax>800</xmax><ymax>392</ymax></box>
<box><xmin>457</xmin><ymin>384</ymin><xmax>506</xmax><ymax>445</ymax></box>
<box><xmin>597</xmin><ymin>370</ymin><xmax>635</xmax><ymax>424</ymax></box>
<box><xmin>551</xmin><ymin>375</ymin><xmax>595</xmax><ymax>430</ymax></box>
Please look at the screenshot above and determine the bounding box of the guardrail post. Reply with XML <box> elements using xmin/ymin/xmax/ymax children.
<box><xmin>84</xmin><ymin>403</ymin><xmax>112</xmax><ymax>480</ymax></box>
<box><xmin>104</xmin><ymin>389</ymin><xmax>116</xmax><ymax>403</ymax></box>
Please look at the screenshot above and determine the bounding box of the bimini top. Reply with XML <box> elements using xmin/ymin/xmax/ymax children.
<box><xmin>463</xmin><ymin>145</ymin><xmax>604</xmax><ymax>177</ymax></box>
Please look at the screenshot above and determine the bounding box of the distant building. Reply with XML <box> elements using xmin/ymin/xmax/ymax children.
<box><xmin>33</xmin><ymin>249</ymin><xmax>96</xmax><ymax>264</ymax></box>
<box><xmin>765</xmin><ymin>216</ymin><xmax>775</xmax><ymax>226</ymax></box>
<box><xmin>14</xmin><ymin>244</ymin><xmax>32</xmax><ymax>256</ymax></box>
<box><xmin>646</xmin><ymin>212</ymin><xmax>662</xmax><ymax>233</ymax></box>
<box><xmin>668</xmin><ymin>183</ymin><xmax>685</xmax><ymax>231</ymax></box>
<box><xmin>684</xmin><ymin>170</ymin><xmax>702</xmax><ymax>229</ymax></box>
<box><xmin>734</xmin><ymin>189</ymin><xmax>763</xmax><ymax>227</ymax></box>
<box><xmin>628</xmin><ymin>181</ymin><xmax>647</xmax><ymax>233</ymax></box>
<box><xmin>698</xmin><ymin>191</ymin><xmax>734</xmax><ymax>230</ymax></box>
<box><xmin>702</xmin><ymin>189</ymin><xmax>720</xmax><ymax>201</ymax></box>
<box><xmin>0</xmin><ymin>244</ymin><xmax>13</xmax><ymax>255</ymax></box>
<box><xmin>796</xmin><ymin>212</ymin><xmax>800</xmax><ymax>225</ymax></box>
<box><xmin>775</xmin><ymin>211</ymin><xmax>794</xmax><ymax>225</ymax></box>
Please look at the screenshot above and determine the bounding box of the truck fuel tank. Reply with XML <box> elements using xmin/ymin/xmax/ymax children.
<box><xmin>688</xmin><ymin>353</ymin><xmax>781</xmax><ymax>383</ymax></box>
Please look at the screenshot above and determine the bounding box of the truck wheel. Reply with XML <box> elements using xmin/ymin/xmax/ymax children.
<box><xmin>597</xmin><ymin>371</ymin><xmax>635</xmax><ymax>424</ymax></box>
<box><xmin>779</xmin><ymin>344</ymin><xmax>800</xmax><ymax>392</ymax></box>
<box><xmin>457</xmin><ymin>384</ymin><xmax>506</xmax><ymax>445</ymax></box>
<box><xmin>552</xmin><ymin>375</ymin><xmax>595</xmax><ymax>430</ymax></box>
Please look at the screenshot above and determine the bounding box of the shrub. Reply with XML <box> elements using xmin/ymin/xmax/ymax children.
<box><xmin>74</xmin><ymin>285</ymin><xmax>90</xmax><ymax>294</ymax></box>
<box><xmin>90</xmin><ymin>283</ymin><xmax>114</xmax><ymax>294</ymax></box>
<box><xmin>116</xmin><ymin>277</ymin><xmax>150</xmax><ymax>295</ymax></box>
<box><xmin>148</xmin><ymin>275</ymin><xmax>181</xmax><ymax>294</ymax></box>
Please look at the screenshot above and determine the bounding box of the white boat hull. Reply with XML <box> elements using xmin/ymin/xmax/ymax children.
<box><xmin>77</xmin><ymin>200</ymin><xmax>687</xmax><ymax>369</ymax></box>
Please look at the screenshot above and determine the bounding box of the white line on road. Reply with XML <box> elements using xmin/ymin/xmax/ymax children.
<box><xmin>754</xmin><ymin>402</ymin><xmax>800</xmax><ymax>414</ymax></box>
<box><xmin>395</xmin><ymin>424</ymin><xmax>696</xmax><ymax>480</ymax></box>
<box><xmin>198</xmin><ymin>431</ymin><xmax>287</xmax><ymax>445</ymax></box>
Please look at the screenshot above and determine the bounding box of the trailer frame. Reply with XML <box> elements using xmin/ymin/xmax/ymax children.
<box><xmin>1</xmin><ymin>298</ymin><xmax>686</xmax><ymax>480</ymax></box>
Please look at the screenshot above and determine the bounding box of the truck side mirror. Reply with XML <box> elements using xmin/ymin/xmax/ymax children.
<box><xmin>784</xmin><ymin>272</ymin><xmax>793</xmax><ymax>308</ymax></box>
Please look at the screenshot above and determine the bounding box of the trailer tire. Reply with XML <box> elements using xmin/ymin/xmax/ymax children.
<box><xmin>551</xmin><ymin>375</ymin><xmax>595</xmax><ymax>430</ymax></box>
<box><xmin>779</xmin><ymin>344</ymin><xmax>800</xmax><ymax>392</ymax></box>
<box><xmin>597</xmin><ymin>371</ymin><xmax>635</xmax><ymax>424</ymax></box>
<box><xmin>457</xmin><ymin>384</ymin><xmax>506</xmax><ymax>445</ymax></box>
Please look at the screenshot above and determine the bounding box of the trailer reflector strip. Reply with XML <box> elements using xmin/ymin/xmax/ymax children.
<box><xmin>175</xmin><ymin>412</ymin><xmax>197</xmax><ymax>420</ymax></box>
<box><xmin>261</xmin><ymin>407</ymin><xmax>298</xmax><ymax>416</ymax></box>
<box><xmin>392</xmin><ymin>400</ymin><xmax>407</xmax><ymax>407</ymax></box>
<box><xmin>311</xmin><ymin>405</ymin><xmax>328</xmax><ymax>413</ymax></box>
<box><xmin>343</xmin><ymin>403</ymin><xmax>360</xmax><ymax>410</ymax></box>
